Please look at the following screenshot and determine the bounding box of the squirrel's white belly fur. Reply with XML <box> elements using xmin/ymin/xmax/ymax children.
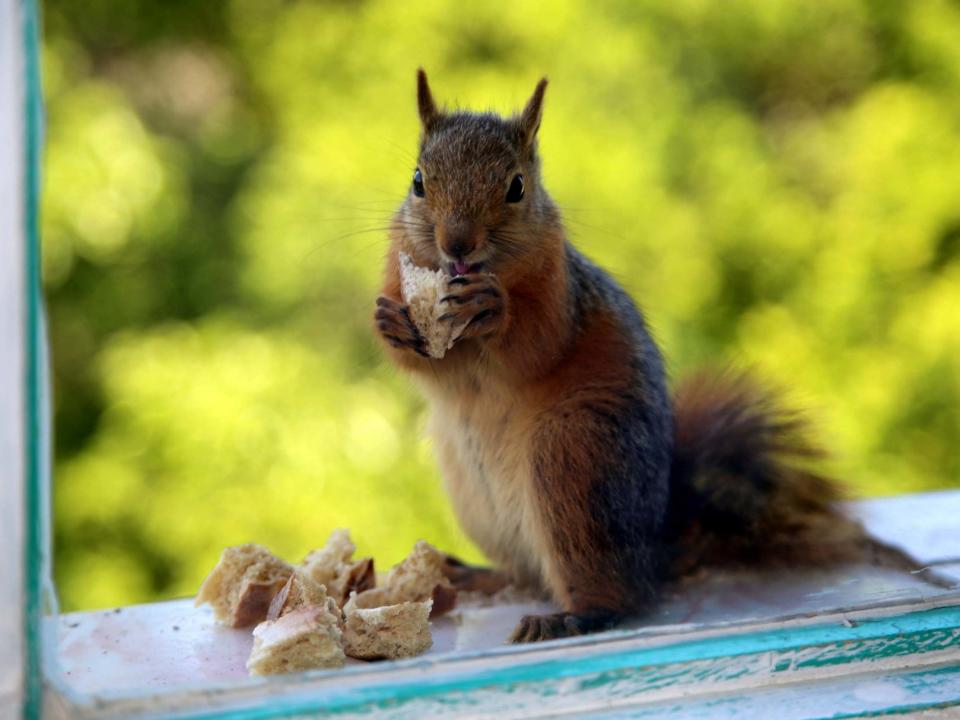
<box><xmin>425</xmin><ymin>383</ymin><xmax>547</xmax><ymax>590</ymax></box>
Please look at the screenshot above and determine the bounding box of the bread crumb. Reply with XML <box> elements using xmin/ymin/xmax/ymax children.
<box><xmin>301</xmin><ymin>529</ymin><xmax>355</xmax><ymax>586</ymax></box>
<box><xmin>197</xmin><ymin>535</ymin><xmax>447</xmax><ymax>673</ymax></box>
<box><xmin>457</xmin><ymin>584</ymin><xmax>541</xmax><ymax>608</ymax></box>
<box><xmin>353</xmin><ymin>540</ymin><xmax>455</xmax><ymax>617</ymax></box>
<box><xmin>247</xmin><ymin>601</ymin><xmax>345</xmax><ymax>675</ymax></box>
<box><xmin>267</xmin><ymin>570</ymin><xmax>329</xmax><ymax>621</ymax></box>
<box><xmin>342</xmin><ymin>593</ymin><xmax>432</xmax><ymax>660</ymax></box>
<box><xmin>301</xmin><ymin>529</ymin><xmax>376</xmax><ymax>607</ymax></box>
<box><xmin>195</xmin><ymin>544</ymin><xmax>293</xmax><ymax>627</ymax></box>
<box><xmin>385</xmin><ymin>540</ymin><xmax>449</xmax><ymax>602</ymax></box>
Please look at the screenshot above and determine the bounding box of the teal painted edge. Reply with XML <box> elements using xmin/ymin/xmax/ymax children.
<box><xmin>21</xmin><ymin>0</ymin><xmax>45</xmax><ymax>718</ymax></box>
<box><xmin>598</xmin><ymin>663</ymin><xmax>960</xmax><ymax>719</ymax></box>
<box><xmin>147</xmin><ymin>604</ymin><xmax>960</xmax><ymax>720</ymax></box>
<box><xmin>827</xmin><ymin>665</ymin><xmax>960</xmax><ymax>719</ymax></box>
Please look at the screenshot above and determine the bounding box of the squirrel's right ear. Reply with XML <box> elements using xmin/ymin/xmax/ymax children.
<box><xmin>516</xmin><ymin>77</ymin><xmax>548</xmax><ymax>153</ymax></box>
<box><xmin>417</xmin><ymin>68</ymin><xmax>441</xmax><ymax>133</ymax></box>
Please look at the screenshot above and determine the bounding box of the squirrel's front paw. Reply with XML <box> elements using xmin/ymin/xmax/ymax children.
<box><xmin>375</xmin><ymin>297</ymin><xmax>430</xmax><ymax>358</ymax></box>
<box><xmin>438</xmin><ymin>273</ymin><xmax>507</xmax><ymax>342</ymax></box>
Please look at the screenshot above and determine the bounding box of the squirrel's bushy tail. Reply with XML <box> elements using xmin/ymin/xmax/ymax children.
<box><xmin>665</xmin><ymin>369</ymin><xmax>901</xmax><ymax>577</ymax></box>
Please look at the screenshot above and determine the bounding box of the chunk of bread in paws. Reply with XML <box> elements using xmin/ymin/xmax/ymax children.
<box><xmin>399</xmin><ymin>252</ymin><xmax>468</xmax><ymax>359</ymax></box>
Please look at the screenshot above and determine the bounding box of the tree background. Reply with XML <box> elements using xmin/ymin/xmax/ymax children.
<box><xmin>42</xmin><ymin>0</ymin><xmax>960</xmax><ymax>611</ymax></box>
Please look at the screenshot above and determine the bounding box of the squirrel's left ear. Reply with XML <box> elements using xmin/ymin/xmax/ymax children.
<box><xmin>516</xmin><ymin>77</ymin><xmax>548</xmax><ymax>152</ymax></box>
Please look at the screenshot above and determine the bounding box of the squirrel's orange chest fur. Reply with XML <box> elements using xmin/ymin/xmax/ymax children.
<box><xmin>423</xmin><ymin>375</ymin><xmax>548</xmax><ymax>590</ymax></box>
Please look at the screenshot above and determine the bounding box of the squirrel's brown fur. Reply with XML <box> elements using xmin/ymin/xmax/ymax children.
<box><xmin>667</xmin><ymin>369</ymin><xmax>861</xmax><ymax>574</ymax></box>
<box><xmin>374</xmin><ymin>71</ymin><xmax>942</xmax><ymax>643</ymax></box>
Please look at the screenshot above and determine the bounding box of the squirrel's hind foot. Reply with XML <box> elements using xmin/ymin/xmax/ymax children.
<box><xmin>509</xmin><ymin>610</ymin><xmax>622</xmax><ymax>643</ymax></box>
<box><xmin>441</xmin><ymin>554</ymin><xmax>511</xmax><ymax>595</ymax></box>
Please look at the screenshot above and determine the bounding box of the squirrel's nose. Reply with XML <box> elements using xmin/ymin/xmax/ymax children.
<box><xmin>440</xmin><ymin>223</ymin><xmax>479</xmax><ymax>260</ymax></box>
<box><xmin>448</xmin><ymin>238</ymin><xmax>472</xmax><ymax>259</ymax></box>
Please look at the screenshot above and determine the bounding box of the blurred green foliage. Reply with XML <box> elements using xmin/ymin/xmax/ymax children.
<box><xmin>43</xmin><ymin>0</ymin><xmax>960</xmax><ymax>612</ymax></box>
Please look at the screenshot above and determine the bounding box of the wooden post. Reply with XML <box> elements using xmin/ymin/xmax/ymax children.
<box><xmin>0</xmin><ymin>0</ymin><xmax>28</xmax><ymax>714</ymax></box>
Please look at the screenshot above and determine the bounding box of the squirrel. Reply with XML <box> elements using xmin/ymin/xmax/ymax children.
<box><xmin>374</xmin><ymin>70</ymin><xmax>943</xmax><ymax>642</ymax></box>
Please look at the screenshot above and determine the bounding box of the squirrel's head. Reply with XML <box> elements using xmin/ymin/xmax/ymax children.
<box><xmin>396</xmin><ymin>69</ymin><xmax>555</xmax><ymax>277</ymax></box>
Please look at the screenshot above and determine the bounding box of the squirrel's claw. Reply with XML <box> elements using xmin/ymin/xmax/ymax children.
<box><xmin>374</xmin><ymin>296</ymin><xmax>430</xmax><ymax>357</ymax></box>
<box><xmin>510</xmin><ymin>610</ymin><xmax>622</xmax><ymax>643</ymax></box>
<box><xmin>438</xmin><ymin>273</ymin><xmax>507</xmax><ymax>341</ymax></box>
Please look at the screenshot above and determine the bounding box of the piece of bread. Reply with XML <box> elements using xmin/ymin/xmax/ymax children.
<box><xmin>352</xmin><ymin>540</ymin><xmax>456</xmax><ymax>617</ymax></box>
<box><xmin>195</xmin><ymin>544</ymin><xmax>294</xmax><ymax>627</ymax></box>
<box><xmin>301</xmin><ymin>528</ymin><xmax>355</xmax><ymax>586</ymax></box>
<box><xmin>301</xmin><ymin>529</ymin><xmax>376</xmax><ymax>607</ymax></box>
<box><xmin>246</xmin><ymin>600</ymin><xmax>346</xmax><ymax>675</ymax></box>
<box><xmin>342</xmin><ymin>592</ymin><xmax>433</xmax><ymax>660</ymax></box>
<box><xmin>266</xmin><ymin>570</ymin><xmax>329</xmax><ymax>621</ymax></box>
<box><xmin>333</xmin><ymin>556</ymin><xmax>376</xmax><ymax>607</ymax></box>
<box><xmin>197</xmin><ymin>536</ymin><xmax>445</xmax><ymax>673</ymax></box>
<box><xmin>398</xmin><ymin>252</ymin><xmax>468</xmax><ymax>359</ymax></box>
<box><xmin>384</xmin><ymin>540</ymin><xmax>450</xmax><ymax>603</ymax></box>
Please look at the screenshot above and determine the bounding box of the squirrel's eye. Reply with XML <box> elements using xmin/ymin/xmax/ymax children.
<box><xmin>506</xmin><ymin>174</ymin><xmax>524</xmax><ymax>203</ymax></box>
<box><xmin>412</xmin><ymin>168</ymin><xmax>425</xmax><ymax>198</ymax></box>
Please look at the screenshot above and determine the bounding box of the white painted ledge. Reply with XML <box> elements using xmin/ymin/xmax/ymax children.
<box><xmin>46</xmin><ymin>491</ymin><xmax>960</xmax><ymax>717</ymax></box>
<box><xmin>55</xmin><ymin>564</ymin><xmax>953</xmax><ymax>698</ymax></box>
<box><xmin>853</xmin><ymin>489</ymin><xmax>960</xmax><ymax>565</ymax></box>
